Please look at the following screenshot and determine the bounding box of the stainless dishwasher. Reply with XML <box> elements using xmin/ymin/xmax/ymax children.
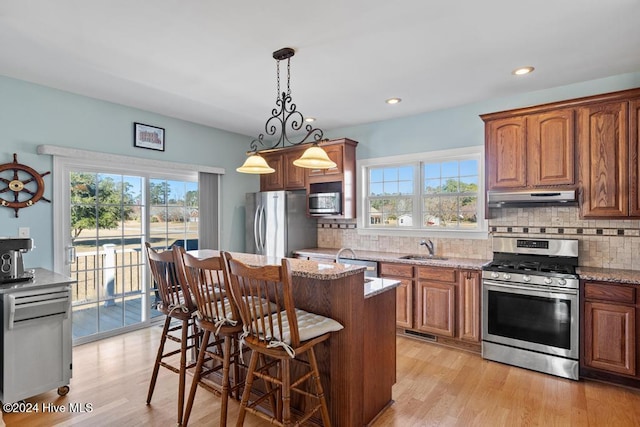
<box><xmin>1</xmin><ymin>269</ymin><xmax>73</xmax><ymax>404</ymax></box>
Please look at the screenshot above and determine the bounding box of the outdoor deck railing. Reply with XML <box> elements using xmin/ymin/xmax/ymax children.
<box><xmin>71</xmin><ymin>245</ymin><xmax>145</xmax><ymax>304</ymax></box>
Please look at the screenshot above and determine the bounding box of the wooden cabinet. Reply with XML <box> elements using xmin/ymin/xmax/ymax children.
<box><xmin>354</xmin><ymin>261</ymin><xmax>483</xmax><ymax>352</ymax></box>
<box><xmin>380</xmin><ymin>262</ymin><xmax>414</xmax><ymax>328</ymax></box>
<box><xmin>581</xmin><ymin>280</ymin><xmax>640</xmax><ymax>388</ymax></box>
<box><xmin>484</xmin><ymin>110</ymin><xmax>575</xmax><ymax>190</ymax></box>
<box><xmin>458</xmin><ymin>270</ymin><xmax>481</xmax><ymax>343</ymax></box>
<box><xmin>485</xmin><ymin>116</ymin><xmax>527</xmax><ymax>189</ymax></box>
<box><xmin>527</xmin><ymin>110</ymin><xmax>576</xmax><ymax>187</ymax></box>
<box><xmin>307</xmin><ymin>143</ymin><xmax>343</xmax><ymax>178</ymax></box>
<box><xmin>258</xmin><ymin>138</ymin><xmax>358</xmax><ymax>219</ymax></box>
<box><xmin>307</xmin><ymin>138</ymin><xmax>358</xmax><ymax>219</ymax></box>
<box><xmin>259</xmin><ymin>147</ymin><xmax>306</xmax><ymax>191</ymax></box>
<box><xmin>416</xmin><ymin>267</ymin><xmax>456</xmax><ymax>337</ymax></box>
<box><xmin>629</xmin><ymin>98</ymin><xmax>640</xmax><ymax>216</ymax></box>
<box><xmin>577</xmin><ymin>101</ymin><xmax>629</xmax><ymax>217</ymax></box>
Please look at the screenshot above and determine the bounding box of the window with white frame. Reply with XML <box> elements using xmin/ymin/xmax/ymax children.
<box><xmin>359</xmin><ymin>147</ymin><xmax>486</xmax><ymax>236</ymax></box>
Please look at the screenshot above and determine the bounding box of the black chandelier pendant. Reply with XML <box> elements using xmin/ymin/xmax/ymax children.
<box><xmin>249</xmin><ymin>47</ymin><xmax>324</xmax><ymax>152</ymax></box>
<box><xmin>237</xmin><ymin>47</ymin><xmax>337</xmax><ymax>174</ymax></box>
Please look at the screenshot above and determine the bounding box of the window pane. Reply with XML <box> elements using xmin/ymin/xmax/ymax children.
<box><xmin>364</xmin><ymin>150</ymin><xmax>481</xmax><ymax>232</ymax></box>
<box><xmin>370</xmin><ymin>169</ymin><xmax>384</xmax><ymax>183</ymax></box>
<box><xmin>441</xmin><ymin>161</ymin><xmax>458</xmax><ymax>178</ymax></box>
<box><xmin>441</xmin><ymin>178</ymin><xmax>459</xmax><ymax>193</ymax></box>
<box><xmin>370</xmin><ymin>183</ymin><xmax>383</xmax><ymax>196</ymax></box>
<box><xmin>383</xmin><ymin>168</ymin><xmax>398</xmax><ymax>181</ymax></box>
<box><xmin>150</xmin><ymin>179</ymin><xmax>167</xmax><ymax>205</ymax></box>
<box><xmin>398</xmin><ymin>181</ymin><xmax>413</xmax><ymax>195</ymax></box>
<box><xmin>460</xmin><ymin>175</ymin><xmax>478</xmax><ymax>192</ymax></box>
<box><xmin>369</xmin><ymin>197</ymin><xmax>412</xmax><ymax>227</ymax></box>
<box><xmin>398</xmin><ymin>166</ymin><xmax>413</xmax><ymax>180</ymax></box>
<box><xmin>459</xmin><ymin>160</ymin><xmax>478</xmax><ymax>176</ymax></box>
<box><xmin>425</xmin><ymin>178</ymin><xmax>441</xmax><ymax>194</ymax></box>
<box><xmin>424</xmin><ymin>163</ymin><xmax>440</xmax><ymax>179</ymax></box>
<box><xmin>383</xmin><ymin>182</ymin><xmax>399</xmax><ymax>195</ymax></box>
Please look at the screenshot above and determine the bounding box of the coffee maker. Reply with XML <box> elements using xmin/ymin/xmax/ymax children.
<box><xmin>0</xmin><ymin>237</ymin><xmax>34</xmax><ymax>283</ymax></box>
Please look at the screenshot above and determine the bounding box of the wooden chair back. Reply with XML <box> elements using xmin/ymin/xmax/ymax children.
<box><xmin>145</xmin><ymin>242</ymin><xmax>194</xmax><ymax>316</ymax></box>
<box><xmin>223</xmin><ymin>252</ymin><xmax>301</xmax><ymax>348</ymax></box>
<box><xmin>180</xmin><ymin>251</ymin><xmax>240</xmax><ymax>329</ymax></box>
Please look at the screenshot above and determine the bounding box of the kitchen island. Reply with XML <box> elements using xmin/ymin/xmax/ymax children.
<box><xmin>189</xmin><ymin>250</ymin><xmax>400</xmax><ymax>426</ymax></box>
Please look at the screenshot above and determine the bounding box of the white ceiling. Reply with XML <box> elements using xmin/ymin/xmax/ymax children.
<box><xmin>1</xmin><ymin>0</ymin><xmax>640</xmax><ymax>139</ymax></box>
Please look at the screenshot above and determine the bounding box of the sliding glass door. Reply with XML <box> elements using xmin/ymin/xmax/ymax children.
<box><xmin>56</xmin><ymin>160</ymin><xmax>198</xmax><ymax>344</ymax></box>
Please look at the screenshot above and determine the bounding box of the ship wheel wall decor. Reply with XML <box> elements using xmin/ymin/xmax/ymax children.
<box><xmin>0</xmin><ymin>153</ymin><xmax>51</xmax><ymax>217</ymax></box>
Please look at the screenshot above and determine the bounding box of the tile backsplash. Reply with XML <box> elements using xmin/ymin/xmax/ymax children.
<box><xmin>317</xmin><ymin>206</ymin><xmax>640</xmax><ymax>270</ymax></box>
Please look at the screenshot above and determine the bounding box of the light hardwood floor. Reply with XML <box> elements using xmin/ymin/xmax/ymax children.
<box><xmin>3</xmin><ymin>326</ymin><xmax>640</xmax><ymax>426</ymax></box>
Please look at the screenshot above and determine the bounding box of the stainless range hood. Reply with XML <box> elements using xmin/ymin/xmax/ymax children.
<box><xmin>487</xmin><ymin>189</ymin><xmax>577</xmax><ymax>208</ymax></box>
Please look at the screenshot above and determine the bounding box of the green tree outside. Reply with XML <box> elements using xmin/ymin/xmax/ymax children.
<box><xmin>70</xmin><ymin>173</ymin><xmax>136</xmax><ymax>240</ymax></box>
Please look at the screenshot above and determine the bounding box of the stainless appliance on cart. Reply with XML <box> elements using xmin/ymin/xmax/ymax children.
<box><xmin>246</xmin><ymin>190</ymin><xmax>317</xmax><ymax>258</ymax></box>
<box><xmin>482</xmin><ymin>237</ymin><xmax>580</xmax><ymax>380</ymax></box>
<box><xmin>1</xmin><ymin>268</ymin><xmax>73</xmax><ymax>403</ymax></box>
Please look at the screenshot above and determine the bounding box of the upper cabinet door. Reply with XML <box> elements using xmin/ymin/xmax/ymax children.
<box><xmin>486</xmin><ymin>116</ymin><xmax>527</xmax><ymax>189</ymax></box>
<box><xmin>630</xmin><ymin>98</ymin><xmax>640</xmax><ymax>216</ymax></box>
<box><xmin>578</xmin><ymin>101</ymin><xmax>629</xmax><ymax>217</ymax></box>
<box><xmin>527</xmin><ymin>110</ymin><xmax>575</xmax><ymax>187</ymax></box>
<box><xmin>259</xmin><ymin>153</ymin><xmax>284</xmax><ymax>191</ymax></box>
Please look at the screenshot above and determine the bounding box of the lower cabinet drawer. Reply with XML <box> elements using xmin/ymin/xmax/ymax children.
<box><xmin>584</xmin><ymin>282</ymin><xmax>636</xmax><ymax>304</ymax></box>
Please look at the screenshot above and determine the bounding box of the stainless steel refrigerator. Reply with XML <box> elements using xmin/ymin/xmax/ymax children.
<box><xmin>245</xmin><ymin>190</ymin><xmax>317</xmax><ymax>258</ymax></box>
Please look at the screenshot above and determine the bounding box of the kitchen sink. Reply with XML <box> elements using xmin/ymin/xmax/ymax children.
<box><xmin>399</xmin><ymin>254</ymin><xmax>448</xmax><ymax>261</ymax></box>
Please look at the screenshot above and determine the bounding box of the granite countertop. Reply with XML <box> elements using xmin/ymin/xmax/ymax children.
<box><xmin>294</xmin><ymin>248</ymin><xmax>489</xmax><ymax>270</ymax></box>
<box><xmin>576</xmin><ymin>266</ymin><xmax>640</xmax><ymax>285</ymax></box>
<box><xmin>189</xmin><ymin>249</ymin><xmax>367</xmax><ymax>280</ymax></box>
<box><xmin>188</xmin><ymin>249</ymin><xmax>399</xmax><ymax>298</ymax></box>
<box><xmin>0</xmin><ymin>268</ymin><xmax>75</xmax><ymax>294</ymax></box>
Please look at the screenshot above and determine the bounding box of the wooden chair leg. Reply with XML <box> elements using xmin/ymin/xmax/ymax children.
<box><xmin>147</xmin><ymin>316</ymin><xmax>171</xmax><ymax>404</ymax></box>
<box><xmin>281</xmin><ymin>358</ymin><xmax>292</xmax><ymax>426</ymax></box>
<box><xmin>258</xmin><ymin>353</ymin><xmax>278</xmax><ymax>418</ymax></box>
<box><xmin>236</xmin><ymin>349</ymin><xmax>259</xmax><ymax>427</ymax></box>
<box><xmin>177</xmin><ymin>319</ymin><xmax>189</xmax><ymax>426</ymax></box>
<box><xmin>183</xmin><ymin>330</ymin><xmax>211</xmax><ymax>427</ymax></box>
<box><xmin>232</xmin><ymin>336</ymin><xmax>241</xmax><ymax>400</ymax></box>
<box><xmin>219</xmin><ymin>335</ymin><xmax>233</xmax><ymax>427</ymax></box>
<box><xmin>308</xmin><ymin>348</ymin><xmax>331</xmax><ymax>426</ymax></box>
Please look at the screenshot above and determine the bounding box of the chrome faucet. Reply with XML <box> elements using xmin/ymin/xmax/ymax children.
<box><xmin>336</xmin><ymin>247</ymin><xmax>356</xmax><ymax>262</ymax></box>
<box><xmin>420</xmin><ymin>239</ymin><xmax>435</xmax><ymax>257</ymax></box>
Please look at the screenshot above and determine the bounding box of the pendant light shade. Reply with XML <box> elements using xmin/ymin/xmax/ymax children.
<box><xmin>293</xmin><ymin>145</ymin><xmax>337</xmax><ymax>169</ymax></box>
<box><xmin>236</xmin><ymin>153</ymin><xmax>275</xmax><ymax>174</ymax></box>
<box><xmin>237</xmin><ymin>47</ymin><xmax>335</xmax><ymax>174</ymax></box>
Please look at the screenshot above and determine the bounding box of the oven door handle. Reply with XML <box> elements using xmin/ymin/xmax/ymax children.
<box><xmin>483</xmin><ymin>280</ymin><xmax>578</xmax><ymax>296</ymax></box>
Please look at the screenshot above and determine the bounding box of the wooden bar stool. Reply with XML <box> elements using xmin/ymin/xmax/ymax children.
<box><xmin>223</xmin><ymin>252</ymin><xmax>344</xmax><ymax>427</ymax></box>
<box><xmin>144</xmin><ymin>242</ymin><xmax>200</xmax><ymax>426</ymax></box>
<box><xmin>179</xmin><ymin>250</ymin><xmax>245</xmax><ymax>427</ymax></box>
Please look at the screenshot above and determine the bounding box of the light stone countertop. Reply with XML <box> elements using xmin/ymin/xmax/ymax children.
<box><xmin>576</xmin><ymin>267</ymin><xmax>640</xmax><ymax>285</ymax></box>
<box><xmin>294</xmin><ymin>248</ymin><xmax>490</xmax><ymax>270</ymax></box>
<box><xmin>188</xmin><ymin>250</ymin><xmax>400</xmax><ymax>298</ymax></box>
<box><xmin>0</xmin><ymin>267</ymin><xmax>75</xmax><ymax>294</ymax></box>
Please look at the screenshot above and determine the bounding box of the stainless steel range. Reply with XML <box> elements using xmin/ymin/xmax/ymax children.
<box><xmin>482</xmin><ymin>237</ymin><xmax>579</xmax><ymax>380</ymax></box>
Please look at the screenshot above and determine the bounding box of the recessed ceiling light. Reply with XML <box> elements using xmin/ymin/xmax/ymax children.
<box><xmin>512</xmin><ymin>66</ymin><xmax>535</xmax><ymax>76</ymax></box>
<box><xmin>386</xmin><ymin>98</ymin><xmax>402</xmax><ymax>105</ymax></box>
<box><xmin>304</xmin><ymin>117</ymin><xmax>316</xmax><ymax>122</ymax></box>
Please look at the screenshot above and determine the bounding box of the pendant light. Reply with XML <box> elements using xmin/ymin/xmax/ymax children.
<box><xmin>293</xmin><ymin>145</ymin><xmax>336</xmax><ymax>169</ymax></box>
<box><xmin>236</xmin><ymin>153</ymin><xmax>275</xmax><ymax>174</ymax></box>
<box><xmin>237</xmin><ymin>47</ymin><xmax>335</xmax><ymax>174</ymax></box>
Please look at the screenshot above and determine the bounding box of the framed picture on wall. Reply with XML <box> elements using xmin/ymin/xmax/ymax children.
<box><xmin>134</xmin><ymin>122</ymin><xmax>165</xmax><ymax>151</ymax></box>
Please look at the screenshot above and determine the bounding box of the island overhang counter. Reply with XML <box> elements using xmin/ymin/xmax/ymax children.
<box><xmin>188</xmin><ymin>250</ymin><xmax>400</xmax><ymax>426</ymax></box>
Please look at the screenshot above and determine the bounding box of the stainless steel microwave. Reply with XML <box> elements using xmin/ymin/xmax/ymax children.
<box><xmin>308</xmin><ymin>192</ymin><xmax>341</xmax><ymax>215</ymax></box>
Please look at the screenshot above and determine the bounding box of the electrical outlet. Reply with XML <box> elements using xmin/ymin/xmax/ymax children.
<box><xmin>18</xmin><ymin>227</ymin><xmax>30</xmax><ymax>238</ymax></box>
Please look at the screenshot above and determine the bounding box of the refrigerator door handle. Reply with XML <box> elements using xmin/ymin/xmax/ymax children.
<box><xmin>258</xmin><ymin>205</ymin><xmax>266</xmax><ymax>253</ymax></box>
<box><xmin>254</xmin><ymin>205</ymin><xmax>261</xmax><ymax>252</ymax></box>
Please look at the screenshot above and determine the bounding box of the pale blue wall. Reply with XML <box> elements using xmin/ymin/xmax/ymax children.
<box><xmin>325</xmin><ymin>72</ymin><xmax>640</xmax><ymax>160</ymax></box>
<box><xmin>2</xmin><ymin>71</ymin><xmax>640</xmax><ymax>269</ymax></box>
<box><xmin>0</xmin><ymin>75</ymin><xmax>258</xmax><ymax>270</ymax></box>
